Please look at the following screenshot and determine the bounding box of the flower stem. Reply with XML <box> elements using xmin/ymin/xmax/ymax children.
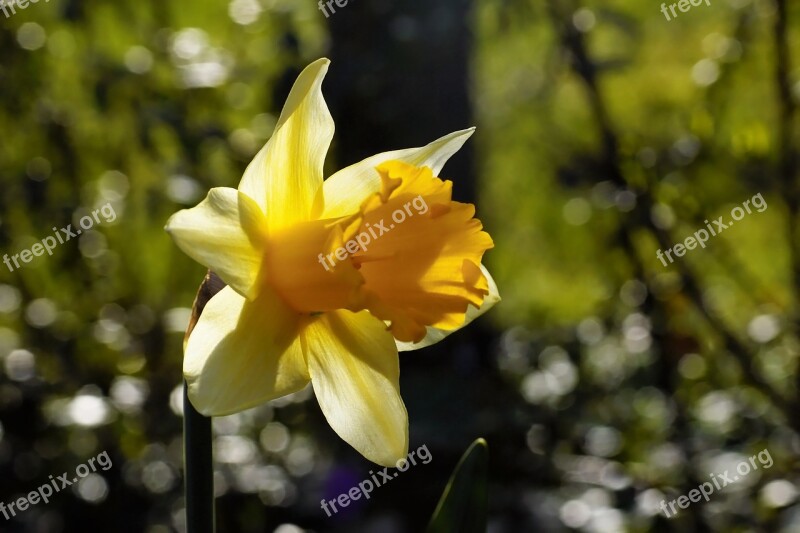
<box><xmin>184</xmin><ymin>380</ymin><xmax>215</xmax><ymax>533</ymax></box>
<box><xmin>183</xmin><ymin>271</ymin><xmax>225</xmax><ymax>533</ymax></box>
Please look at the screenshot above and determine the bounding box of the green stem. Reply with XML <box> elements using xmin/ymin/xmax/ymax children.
<box><xmin>184</xmin><ymin>380</ymin><xmax>215</xmax><ymax>533</ymax></box>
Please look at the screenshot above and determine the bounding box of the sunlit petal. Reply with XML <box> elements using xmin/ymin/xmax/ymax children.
<box><xmin>165</xmin><ymin>188</ymin><xmax>266</xmax><ymax>299</ymax></box>
<box><xmin>396</xmin><ymin>264</ymin><xmax>500</xmax><ymax>351</ymax></box>
<box><xmin>352</xmin><ymin>161</ymin><xmax>494</xmax><ymax>342</ymax></box>
<box><xmin>321</xmin><ymin>128</ymin><xmax>475</xmax><ymax>218</ymax></box>
<box><xmin>239</xmin><ymin>58</ymin><xmax>334</xmax><ymax>230</ymax></box>
<box><xmin>304</xmin><ymin>310</ymin><xmax>408</xmax><ymax>466</ymax></box>
<box><xmin>185</xmin><ymin>286</ymin><xmax>309</xmax><ymax>416</ymax></box>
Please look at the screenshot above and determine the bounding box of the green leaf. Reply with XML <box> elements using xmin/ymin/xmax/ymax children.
<box><xmin>426</xmin><ymin>438</ymin><xmax>489</xmax><ymax>533</ymax></box>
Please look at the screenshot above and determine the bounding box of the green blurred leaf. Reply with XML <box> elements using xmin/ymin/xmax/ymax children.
<box><xmin>426</xmin><ymin>438</ymin><xmax>489</xmax><ymax>533</ymax></box>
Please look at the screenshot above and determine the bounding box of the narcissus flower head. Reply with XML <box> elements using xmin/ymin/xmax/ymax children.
<box><xmin>165</xmin><ymin>58</ymin><xmax>499</xmax><ymax>466</ymax></box>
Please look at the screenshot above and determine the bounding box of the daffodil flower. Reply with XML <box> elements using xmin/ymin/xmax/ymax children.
<box><xmin>165</xmin><ymin>58</ymin><xmax>499</xmax><ymax>466</ymax></box>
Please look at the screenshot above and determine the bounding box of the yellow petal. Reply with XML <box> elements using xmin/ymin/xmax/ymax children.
<box><xmin>321</xmin><ymin>128</ymin><xmax>475</xmax><ymax>219</ymax></box>
<box><xmin>165</xmin><ymin>188</ymin><xmax>266</xmax><ymax>300</ymax></box>
<box><xmin>396</xmin><ymin>264</ymin><xmax>500</xmax><ymax>351</ymax></box>
<box><xmin>304</xmin><ymin>310</ymin><xmax>408</xmax><ymax>466</ymax></box>
<box><xmin>352</xmin><ymin>161</ymin><xmax>494</xmax><ymax>343</ymax></box>
<box><xmin>238</xmin><ymin>58</ymin><xmax>334</xmax><ymax>231</ymax></box>
<box><xmin>184</xmin><ymin>285</ymin><xmax>309</xmax><ymax>416</ymax></box>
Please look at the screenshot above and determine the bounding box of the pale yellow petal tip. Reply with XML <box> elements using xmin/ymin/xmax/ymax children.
<box><xmin>184</xmin><ymin>379</ymin><xmax>252</xmax><ymax>418</ymax></box>
<box><xmin>163</xmin><ymin>208</ymin><xmax>189</xmax><ymax>235</ymax></box>
<box><xmin>305</xmin><ymin>57</ymin><xmax>331</xmax><ymax>75</ymax></box>
<box><xmin>455</xmin><ymin>126</ymin><xmax>476</xmax><ymax>139</ymax></box>
<box><xmin>183</xmin><ymin>382</ymin><xmax>215</xmax><ymax>417</ymax></box>
<box><xmin>163</xmin><ymin>211</ymin><xmax>190</xmax><ymax>240</ymax></box>
<box><xmin>382</xmin><ymin>423</ymin><xmax>409</xmax><ymax>467</ymax></box>
<box><xmin>371</xmin><ymin>443</ymin><xmax>410</xmax><ymax>467</ymax></box>
<box><xmin>163</xmin><ymin>213</ymin><xmax>179</xmax><ymax>234</ymax></box>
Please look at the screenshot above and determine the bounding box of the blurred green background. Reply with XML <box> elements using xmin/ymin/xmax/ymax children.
<box><xmin>1</xmin><ymin>0</ymin><xmax>800</xmax><ymax>531</ymax></box>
